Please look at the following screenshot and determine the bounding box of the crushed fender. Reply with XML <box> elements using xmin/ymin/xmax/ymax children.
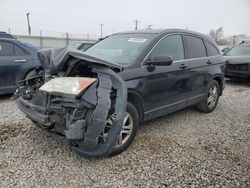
<box><xmin>15</xmin><ymin>48</ymin><xmax>127</xmax><ymax>158</ymax></box>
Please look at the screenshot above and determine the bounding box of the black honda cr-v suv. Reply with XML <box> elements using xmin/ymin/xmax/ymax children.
<box><xmin>16</xmin><ymin>29</ymin><xmax>225</xmax><ymax>157</ymax></box>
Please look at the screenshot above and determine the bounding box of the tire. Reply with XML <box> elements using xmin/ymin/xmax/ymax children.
<box><xmin>195</xmin><ymin>80</ymin><xmax>220</xmax><ymax>113</ymax></box>
<box><xmin>109</xmin><ymin>102</ymin><xmax>139</xmax><ymax>156</ymax></box>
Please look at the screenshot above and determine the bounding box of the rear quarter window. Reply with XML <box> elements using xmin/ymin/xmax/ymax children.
<box><xmin>184</xmin><ymin>35</ymin><xmax>206</xmax><ymax>59</ymax></box>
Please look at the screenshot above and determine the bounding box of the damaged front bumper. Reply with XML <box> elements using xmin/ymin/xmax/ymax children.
<box><xmin>16</xmin><ymin>67</ymin><xmax>127</xmax><ymax>158</ymax></box>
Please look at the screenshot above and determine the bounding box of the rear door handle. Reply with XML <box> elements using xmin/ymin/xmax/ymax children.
<box><xmin>207</xmin><ymin>60</ymin><xmax>213</xmax><ymax>64</ymax></box>
<box><xmin>179</xmin><ymin>64</ymin><xmax>188</xmax><ymax>69</ymax></box>
<box><xmin>14</xmin><ymin>59</ymin><xmax>27</xmax><ymax>63</ymax></box>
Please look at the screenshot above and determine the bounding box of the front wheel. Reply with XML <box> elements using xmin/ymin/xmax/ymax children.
<box><xmin>195</xmin><ymin>80</ymin><xmax>220</xmax><ymax>113</ymax></box>
<box><xmin>109</xmin><ymin>102</ymin><xmax>139</xmax><ymax>156</ymax></box>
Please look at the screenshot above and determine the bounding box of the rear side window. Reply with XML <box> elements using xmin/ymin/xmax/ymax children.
<box><xmin>0</xmin><ymin>41</ymin><xmax>14</xmax><ymax>56</ymax></box>
<box><xmin>204</xmin><ymin>41</ymin><xmax>219</xmax><ymax>56</ymax></box>
<box><xmin>184</xmin><ymin>35</ymin><xmax>206</xmax><ymax>59</ymax></box>
<box><xmin>150</xmin><ymin>35</ymin><xmax>184</xmax><ymax>61</ymax></box>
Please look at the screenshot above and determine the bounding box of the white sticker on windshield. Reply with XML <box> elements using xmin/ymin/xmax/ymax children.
<box><xmin>128</xmin><ymin>38</ymin><xmax>147</xmax><ymax>43</ymax></box>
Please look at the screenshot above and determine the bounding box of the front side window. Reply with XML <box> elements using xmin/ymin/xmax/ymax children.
<box><xmin>150</xmin><ymin>35</ymin><xmax>184</xmax><ymax>61</ymax></box>
<box><xmin>0</xmin><ymin>41</ymin><xmax>14</xmax><ymax>56</ymax></box>
<box><xmin>204</xmin><ymin>41</ymin><xmax>219</xmax><ymax>56</ymax></box>
<box><xmin>226</xmin><ymin>45</ymin><xmax>250</xmax><ymax>56</ymax></box>
<box><xmin>184</xmin><ymin>35</ymin><xmax>206</xmax><ymax>59</ymax></box>
<box><xmin>84</xmin><ymin>33</ymin><xmax>156</xmax><ymax>65</ymax></box>
<box><xmin>14</xmin><ymin>45</ymin><xmax>27</xmax><ymax>56</ymax></box>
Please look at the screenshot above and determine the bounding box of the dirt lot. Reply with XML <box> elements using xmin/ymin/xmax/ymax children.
<box><xmin>0</xmin><ymin>80</ymin><xmax>249</xmax><ymax>188</ymax></box>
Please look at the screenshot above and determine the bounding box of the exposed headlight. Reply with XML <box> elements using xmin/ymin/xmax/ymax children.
<box><xmin>39</xmin><ymin>77</ymin><xmax>97</xmax><ymax>98</ymax></box>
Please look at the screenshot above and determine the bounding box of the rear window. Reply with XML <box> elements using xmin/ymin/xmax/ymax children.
<box><xmin>184</xmin><ymin>35</ymin><xmax>206</xmax><ymax>59</ymax></box>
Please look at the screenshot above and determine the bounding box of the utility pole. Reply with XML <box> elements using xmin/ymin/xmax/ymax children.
<box><xmin>233</xmin><ymin>35</ymin><xmax>236</xmax><ymax>45</ymax></box>
<box><xmin>133</xmin><ymin>19</ymin><xmax>140</xmax><ymax>30</ymax></box>
<box><xmin>40</xmin><ymin>30</ymin><xmax>43</xmax><ymax>48</ymax></box>
<box><xmin>147</xmin><ymin>24</ymin><xmax>153</xmax><ymax>30</ymax></box>
<box><xmin>99</xmin><ymin>24</ymin><xmax>104</xmax><ymax>38</ymax></box>
<box><xmin>26</xmin><ymin>12</ymin><xmax>31</xmax><ymax>36</ymax></box>
<box><xmin>66</xmin><ymin>32</ymin><xmax>69</xmax><ymax>46</ymax></box>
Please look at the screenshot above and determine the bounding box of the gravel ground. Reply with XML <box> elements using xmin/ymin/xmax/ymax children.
<box><xmin>0</xmin><ymin>79</ymin><xmax>249</xmax><ymax>188</ymax></box>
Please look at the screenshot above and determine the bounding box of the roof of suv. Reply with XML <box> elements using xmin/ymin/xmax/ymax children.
<box><xmin>0</xmin><ymin>31</ymin><xmax>15</xmax><ymax>39</ymax></box>
<box><xmin>0</xmin><ymin>38</ymin><xmax>18</xmax><ymax>42</ymax></box>
<box><xmin>115</xmin><ymin>28</ymin><xmax>214</xmax><ymax>43</ymax></box>
<box><xmin>117</xmin><ymin>28</ymin><xmax>208</xmax><ymax>36</ymax></box>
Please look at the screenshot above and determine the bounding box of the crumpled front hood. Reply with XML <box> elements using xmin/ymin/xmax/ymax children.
<box><xmin>224</xmin><ymin>55</ymin><xmax>250</xmax><ymax>65</ymax></box>
<box><xmin>38</xmin><ymin>47</ymin><xmax>123</xmax><ymax>74</ymax></box>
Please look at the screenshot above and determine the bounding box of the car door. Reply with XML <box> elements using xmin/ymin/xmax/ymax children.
<box><xmin>13</xmin><ymin>42</ymin><xmax>34</xmax><ymax>83</ymax></box>
<box><xmin>0</xmin><ymin>40</ymin><xmax>17</xmax><ymax>93</ymax></box>
<box><xmin>182</xmin><ymin>35</ymin><xmax>210</xmax><ymax>105</ymax></box>
<box><xmin>142</xmin><ymin>34</ymin><xmax>190</xmax><ymax>120</ymax></box>
<box><xmin>0</xmin><ymin>40</ymin><xmax>31</xmax><ymax>94</ymax></box>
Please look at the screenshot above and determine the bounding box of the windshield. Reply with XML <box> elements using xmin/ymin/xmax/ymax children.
<box><xmin>226</xmin><ymin>45</ymin><xmax>250</xmax><ymax>56</ymax></box>
<box><xmin>84</xmin><ymin>33</ymin><xmax>156</xmax><ymax>65</ymax></box>
<box><xmin>19</xmin><ymin>41</ymin><xmax>39</xmax><ymax>50</ymax></box>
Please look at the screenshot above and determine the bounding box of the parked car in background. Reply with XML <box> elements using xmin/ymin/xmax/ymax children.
<box><xmin>224</xmin><ymin>41</ymin><xmax>250</xmax><ymax>79</ymax></box>
<box><xmin>0</xmin><ymin>38</ymin><xmax>42</xmax><ymax>94</ymax></box>
<box><xmin>15</xmin><ymin>29</ymin><xmax>225</xmax><ymax>157</ymax></box>
<box><xmin>0</xmin><ymin>31</ymin><xmax>15</xmax><ymax>39</ymax></box>
<box><xmin>69</xmin><ymin>41</ymin><xmax>96</xmax><ymax>51</ymax></box>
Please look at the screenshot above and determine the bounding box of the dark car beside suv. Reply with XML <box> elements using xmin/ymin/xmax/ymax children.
<box><xmin>16</xmin><ymin>29</ymin><xmax>225</xmax><ymax>157</ymax></box>
<box><xmin>0</xmin><ymin>31</ymin><xmax>15</xmax><ymax>39</ymax></box>
<box><xmin>0</xmin><ymin>38</ymin><xmax>42</xmax><ymax>94</ymax></box>
<box><xmin>224</xmin><ymin>42</ymin><xmax>250</xmax><ymax>79</ymax></box>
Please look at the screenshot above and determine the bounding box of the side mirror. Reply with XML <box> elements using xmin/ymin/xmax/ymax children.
<box><xmin>146</xmin><ymin>55</ymin><xmax>173</xmax><ymax>66</ymax></box>
<box><xmin>222</xmin><ymin>47</ymin><xmax>229</xmax><ymax>55</ymax></box>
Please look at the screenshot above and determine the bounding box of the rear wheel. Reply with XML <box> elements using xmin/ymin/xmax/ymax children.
<box><xmin>107</xmin><ymin>102</ymin><xmax>139</xmax><ymax>156</ymax></box>
<box><xmin>195</xmin><ymin>80</ymin><xmax>220</xmax><ymax>113</ymax></box>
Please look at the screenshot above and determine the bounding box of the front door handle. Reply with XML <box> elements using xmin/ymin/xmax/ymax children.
<box><xmin>179</xmin><ymin>64</ymin><xmax>188</xmax><ymax>69</ymax></box>
<box><xmin>14</xmin><ymin>59</ymin><xmax>27</xmax><ymax>63</ymax></box>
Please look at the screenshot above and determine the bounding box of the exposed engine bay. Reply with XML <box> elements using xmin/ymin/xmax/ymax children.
<box><xmin>14</xmin><ymin>48</ymin><xmax>127</xmax><ymax>158</ymax></box>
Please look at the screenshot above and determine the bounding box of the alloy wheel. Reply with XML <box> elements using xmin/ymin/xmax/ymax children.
<box><xmin>104</xmin><ymin>112</ymin><xmax>133</xmax><ymax>148</ymax></box>
<box><xmin>207</xmin><ymin>85</ymin><xmax>218</xmax><ymax>109</ymax></box>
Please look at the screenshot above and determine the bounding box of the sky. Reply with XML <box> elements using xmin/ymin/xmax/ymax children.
<box><xmin>0</xmin><ymin>0</ymin><xmax>249</xmax><ymax>39</ymax></box>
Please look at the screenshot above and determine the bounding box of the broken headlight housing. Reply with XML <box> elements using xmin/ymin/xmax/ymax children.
<box><xmin>39</xmin><ymin>77</ymin><xmax>97</xmax><ymax>98</ymax></box>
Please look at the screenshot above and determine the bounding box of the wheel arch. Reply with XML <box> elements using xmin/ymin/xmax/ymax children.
<box><xmin>127</xmin><ymin>89</ymin><xmax>144</xmax><ymax>123</ymax></box>
<box><xmin>212</xmin><ymin>75</ymin><xmax>223</xmax><ymax>95</ymax></box>
<box><xmin>23</xmin><ymin>66</ymin><xmax>43</xmax><ymax>79</ymax></box>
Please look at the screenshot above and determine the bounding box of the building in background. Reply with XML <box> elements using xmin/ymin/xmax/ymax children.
<box><xmin>15</xmin><ymin>35</ymin><xmax>97</xmax><ymax>49</ymax></box>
